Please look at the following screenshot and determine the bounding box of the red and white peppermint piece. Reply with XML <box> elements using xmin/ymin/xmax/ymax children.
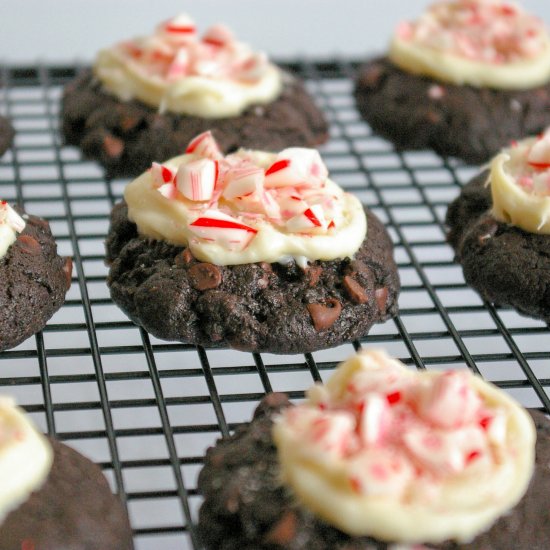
<box><xmin>151</xmin><ymin>162</ymin><xmax>176</xmax><ymax>187</ymax></box>
<box><xmin>189</xmin><ymin>209</ymin><xmax>257</xmax><ymax>250</ymax></box>
<box><xmin>286</xmin><ymin>204</ymin><xmax>327</xmax><ymax>233</ymax></box>
<box><xmin>222</xmin><ymin>164</ymin><xmax>264</xmax><ymax>200</ymax></box>
<box><xmin>404</xmin><ymin>425</ymin><xmax>487</xmax><ymax>475</ymax></box>
<box><xmin>167</xmin><ymin>49</ymin><xmax>190</xmax><ymax>80</ymax></box>
<box><xmin>157</xmin><ymin>183</ymin><xmax>178</xmax><ymax>200</ymax></box>
<box><xmin>163</xmin><ymin>14</ymin><xmax>197</xmax><ymax>36</ymax></box>
<box><xmin>185</xmin><ymin>131</ymin><xmax>223</xmax><ymax>160</ymax></box>
<box><xmin>176</xmin><ymin>158</ymin><xmax>218</xmax><ymax>202</ymax></box>
<box><xmin>418</xmin><ymin>371</ymin><xmax>482</xmax><ymax>429</ymax></box>
<box><xmin>527</xmin><ymin>134</ymin><xmax>550</xmax><ymax>170</ymax></box>
<box><xmin>307</xmin><ymin>410</ymin><xmax>356</xmax><ymax>457</ymax></box>
<box><xmin>0</xmin><ymin>201</ymin><xmax>26</xmax><ymax>233</ymax></box>
<box><xmin>265</xmin><ymin>148</ymin><xmax>328</xmax><ymax>188</ymax></box>
<box><xmin>276</xmin><ymin>190</ymin><xmax>308</xmax><ymax>220</ymax></box>
<box><xmin>348</xmin><ymin>449</ymin><xmax>413</xmax><ymax>496</ymax></box>
<box><xmin>238</xmin><ymin>52</ymin><xmax>268</xmax><ymax>82</ymax></box>
<box><xmin>358</xmin><ymin>394</ymin><xmax>391</xmax><ymax>447</ymax></box>
<box><xmin>202</xmin><ymin>24</ymin><xmax>234</xmax><ymax>48</ymax></box>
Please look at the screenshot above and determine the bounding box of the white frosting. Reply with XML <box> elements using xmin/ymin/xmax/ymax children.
<box><xmin>490</xmin><ymin>132</ymin><xmax>550</xmax><ymax>234</ymax></box>
<box><xmin>389</xmin><ymin>0</ymin><xmax>550</xmax><ymax>89</ymax></box>
<box><xmin>0</xmin><ymin>397</ymin><xmax>53</xmax><ymax>524</ymax></box>
<box><xmin>124</xmin><ymin>135</ymin><xmax>367</xmax><ymax>267</ymax></box>
<box><xmin>0</xmin><ymin>201</ymin><xmax>26</xmax><ymax>259</ymax></box>
<box><xmin>273</xmin><ymin>349</ymin><xmax>536</xmax><ymax>544</ymax></box>
<box><xmin>94</xmin><ymin>14</ymin><xmax>283</xmax><ymax>118</ymax></box>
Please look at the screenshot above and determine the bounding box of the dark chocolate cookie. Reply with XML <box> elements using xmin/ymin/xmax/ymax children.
<box><xmin>61</xmin><ymin>70</ymin><xmax>328</xmax><ymax>178</ymax></box>
<box><xmin>0</xmin><ymin>438</ymin><xmax>134</xmax><ymax>550</ymax></box>
<box><xmin>0</xmin><ymin>115</ymin><xmax>14</xmax><ymax>156</ymax></box>
<box><xmin>197</xmin><ymin>394</ymin><xmax>550</xmax><ymax>550</ymax></box>
<box><xmin>446</xmin><ymin>172</ymin><xmax>550</xmax><ymax>322</ymax></box>
<box><xmin>0</xmin><ymin>211</ymin><xmax>71</xmax><ymax>351</ymax></box>
<box><xmin>105</xmin><ymin>202</ymin><xmax>399</xmax><ymax>354</ymax></box>
<box><xmin>354</xmin><ymin>57</ymin><xmax>550</xmax><ymax>165</ymax></box>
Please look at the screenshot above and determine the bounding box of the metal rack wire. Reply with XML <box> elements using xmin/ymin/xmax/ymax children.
<box><xmin>0</xmin><ymin>61</ymin><xmax>548</xmax><ymax>550</ymax></box>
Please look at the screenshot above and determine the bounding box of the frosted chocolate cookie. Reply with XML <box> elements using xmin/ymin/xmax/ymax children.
<box><xmin>0</xmin><ymin>397</ymin><xmax>134</xmax><ymax>550</ymax></box>
<box><xmin>355</xmin><ymin>0</ymin><xmax>550</xmax><ymax>164</ymax></box>
<box><xmin>0</xmin><ymin>201</ymin><xmax>71</xmax><ymax>351</ymax></box>
<box><xmin>0</xmin><ymin>116</ymin><xmax>14</xmax><ymax>156</ymax></box>
<box><xmin>61</xmin><ymin>14</ymin><xmax>328</xmax><ymax>178</ymax></box>
<box><xmin>198</xmin><ymin>349</ymin><xmax>546</xmax><ymax>549</ymax></box>
<box><xmin>105</xmin><ymin>132</ymin><xmax>399</xmax><ymax>354</ymax></box>
<box><xmin>446</xmin><ymin>131</ymin><xmax>550</xmax><ymax>322</ymax></box>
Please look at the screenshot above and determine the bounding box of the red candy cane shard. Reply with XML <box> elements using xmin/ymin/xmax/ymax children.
<box><xmin>162</xmin><ymin>166</ymin><xmax>174</xmax><ymax>183</ymax></box>
<box><xmin>189</xmin><ymin>210</ymin><xmax>258</xmax><ymax>250</ymax></box>
<box><xmin>190</xmin><ymin>216</ymin><xmax>257</xmax><ymax>233</ymax></box>
<box><xmin>527</xmin><ymin>161</ymin><xmax>550</xmax><ymax>170</ymax></box>
<box><xmin>165</xmin><ymin>24</ymin><xmax>196</xmax><ymax>33</ymax></box>
<box><xmin>304</xmin><ymin>207</ymin><xmax>322</xmax><ymax>227</ymax></box>
<box><xmin>185</xmin><ymin>131</ymin><xmax>222</xmax><ymax>159</ymax></box>
<box><xmin>265</xmin><ymin>159</ymin><xmax>291</xmax><ymax>176</ymax></box>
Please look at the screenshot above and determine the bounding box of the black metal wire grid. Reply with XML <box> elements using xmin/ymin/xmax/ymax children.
<box><xmin>0</xmin><ymin>61</ymin><xmax>548</xmax><ymax>550</ymax></box>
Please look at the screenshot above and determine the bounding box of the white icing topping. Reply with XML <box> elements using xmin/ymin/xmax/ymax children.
<box><xmin>490</xmin><ymin>131</ymin><xmax>550</xmax><ymax>234</ymax></box>
<box><xmin>94</xmin><ymin>14</ymin><xmax>283</xmax><ymax>118</ymax></box>
<box><xmin>0</xmin><ymin>397</ymin><xmax>53</xmax><ymax>525</ymax></box>
<box><xmin>0</xmin><ymin>201</ymin><xmax>26</xmax><ymax>260</ymax></box>
<box><xmin>124</xmin><ymin>132</ymin><xmax>367</xmax><ymax>267</ymax></box>
<box><xmin>273</xmin><ymin>349</ymin><xmax>536</xmax><ymax>544</ymax></box>
<box><xmin>389</xmin><ymin>0</ymin><xmax>550</xmax><ymax>89</ymax></box>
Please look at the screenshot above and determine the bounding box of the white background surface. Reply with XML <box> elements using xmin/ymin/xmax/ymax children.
<box><xmin>1</xmin><ymin>0</ymin><xmax>548</xmax><ymax>63</ymax></box>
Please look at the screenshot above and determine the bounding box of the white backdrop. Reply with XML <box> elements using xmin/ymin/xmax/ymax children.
<box><xmin>1</xmin><ymin>0</ymin><xmax>548</xmax><ymax>63</ymax></box>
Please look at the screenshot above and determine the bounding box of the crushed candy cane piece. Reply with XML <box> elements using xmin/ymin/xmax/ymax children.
<box><xmin>151</xmin><ymin>162</ymin><xmax>175</xmax><ymax>187</ymax></box>
<box><xmin>286</xmin><ymin>205</ymin><xmax>327</xmax><ymax>233</ymax></box>
<box><xmin>176</xmin><ymin>158</ymin><xmax>217</xmax><ymax>202</ymax></box>
<box><xmin>157</xmin><ymin>183</ymin><xmax>178</xmax><ymax>200</ymax></box>
<box><xmin>185</xmin><ymin>131</ymin><xmax>223</xmax><ymax>159</ymax></box>
<box><xmin>163</xmin><ymin>14</ymin><xmax>197</xmax><ymax>36</ymax></box>
<box><xmin>189</xmin><ymin>209</ymin><xmax>257</xmax><ymax>250</ymax></box>
<box><xmin>0</xmin><ymin>201</ymin><xmax>26</xmax><ymax>233</ymax></box>
<box><xmin>202</xmin><ymin>24</ymin><xmax>234</xmax><ymax>48</ymax></box>
<box><xmin>222</xmin><ymin>165</ymin><xmax>264</xmax><ymax>200</ymax></box>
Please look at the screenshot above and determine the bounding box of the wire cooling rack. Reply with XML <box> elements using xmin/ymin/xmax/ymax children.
<box><xmin>0</xmin><ymin>61</ymin><xmax>548</xmax><ymax>549</ymax></box>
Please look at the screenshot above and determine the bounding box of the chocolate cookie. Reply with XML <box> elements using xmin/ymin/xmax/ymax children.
<box><xmin>354</xmin><ymin>57</ymin><xmax>550</xmax><ymax>165</ymax></box>
<box><xmin>61</xmin><ymin>70</ymin><xmax>328</xmax><ymax>178</ymax></box>
<box><xmin>0</xmin><ymin>438</ymin><xmax>133</xmax><ymax>550</ymax></box>
<box><xmin>446</xmin><ymin>171</ymin><xmax>550</xmax><ymax>322</ymax></box>
<box><xmin>0</xmin><ymin>115</ymin><xmax>14</xmax><ymax>156</ymax></box>
<box><xmin>198</xmin><ymin>394</ymin><xmax>550</xmax><ymax>550</ymax></box>
<box><xmin>0</xmin><ymin>210</ymin><xmax>71</xmax><ymax>351</ymax></box>
<box><xmin>105</xmin><ymin>201</ymin><xmax>399</xmax><ymax>354</ymax></box>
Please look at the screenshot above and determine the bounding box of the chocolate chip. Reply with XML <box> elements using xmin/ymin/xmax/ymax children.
<box><xmin>425</xmin><ymin>110</ymin><xmax>442</xmax><ymax>124</ymax></box>
<box><xmin>189</xmin><ymin>263</ymin><xmax>222</xmax><ymax>291</ymax></box>
<box><xmin>103</xmin><ymin>134</ymin><xmax>124</xmax><ymax>158</ymax></box>
<box><xmin>359</xmin><ymin>64</ymin><xmax>383</xmax><ymax>88</ymax></box>
<box><xmin>120</xmin><ymin>115</ymin><xmax>140</xmax><ymax>132</ymax></box>
<box><xmin>305</xmin><ymin>265</ymin><xmax>322</xmax><ymax>287</ymax></box>
<box><xmin>63</xmin><ymin>257</ymin><xmax>73</xmax><ymax>290</ymax></box>
<box><xmin>375</xmin><ymin>287</ymin><xmax>388</xmax><ymax>314</ymax></box>
<box><xmin>343</xmin><ymin>275</ymin><xmax>368</xmax><ymax>304</ymax></box>
<box><xmin>307</xmin><ymin>298</ymin><xmax>342</xmax><ymax>331</ymax></box>
<box><xmin>263</xmin><ymin>511</ymin><xmax>297</xmax><ymax>545</ymax></box>
<box><xmin>17</xmin><ymin>235</ymin><xmax>41</xmax><ymax>255</ymax></box>
<box><xmin>175</xmin><ymin>248</ymin><xmax>194</xmax><ymax>266</ymax></box>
